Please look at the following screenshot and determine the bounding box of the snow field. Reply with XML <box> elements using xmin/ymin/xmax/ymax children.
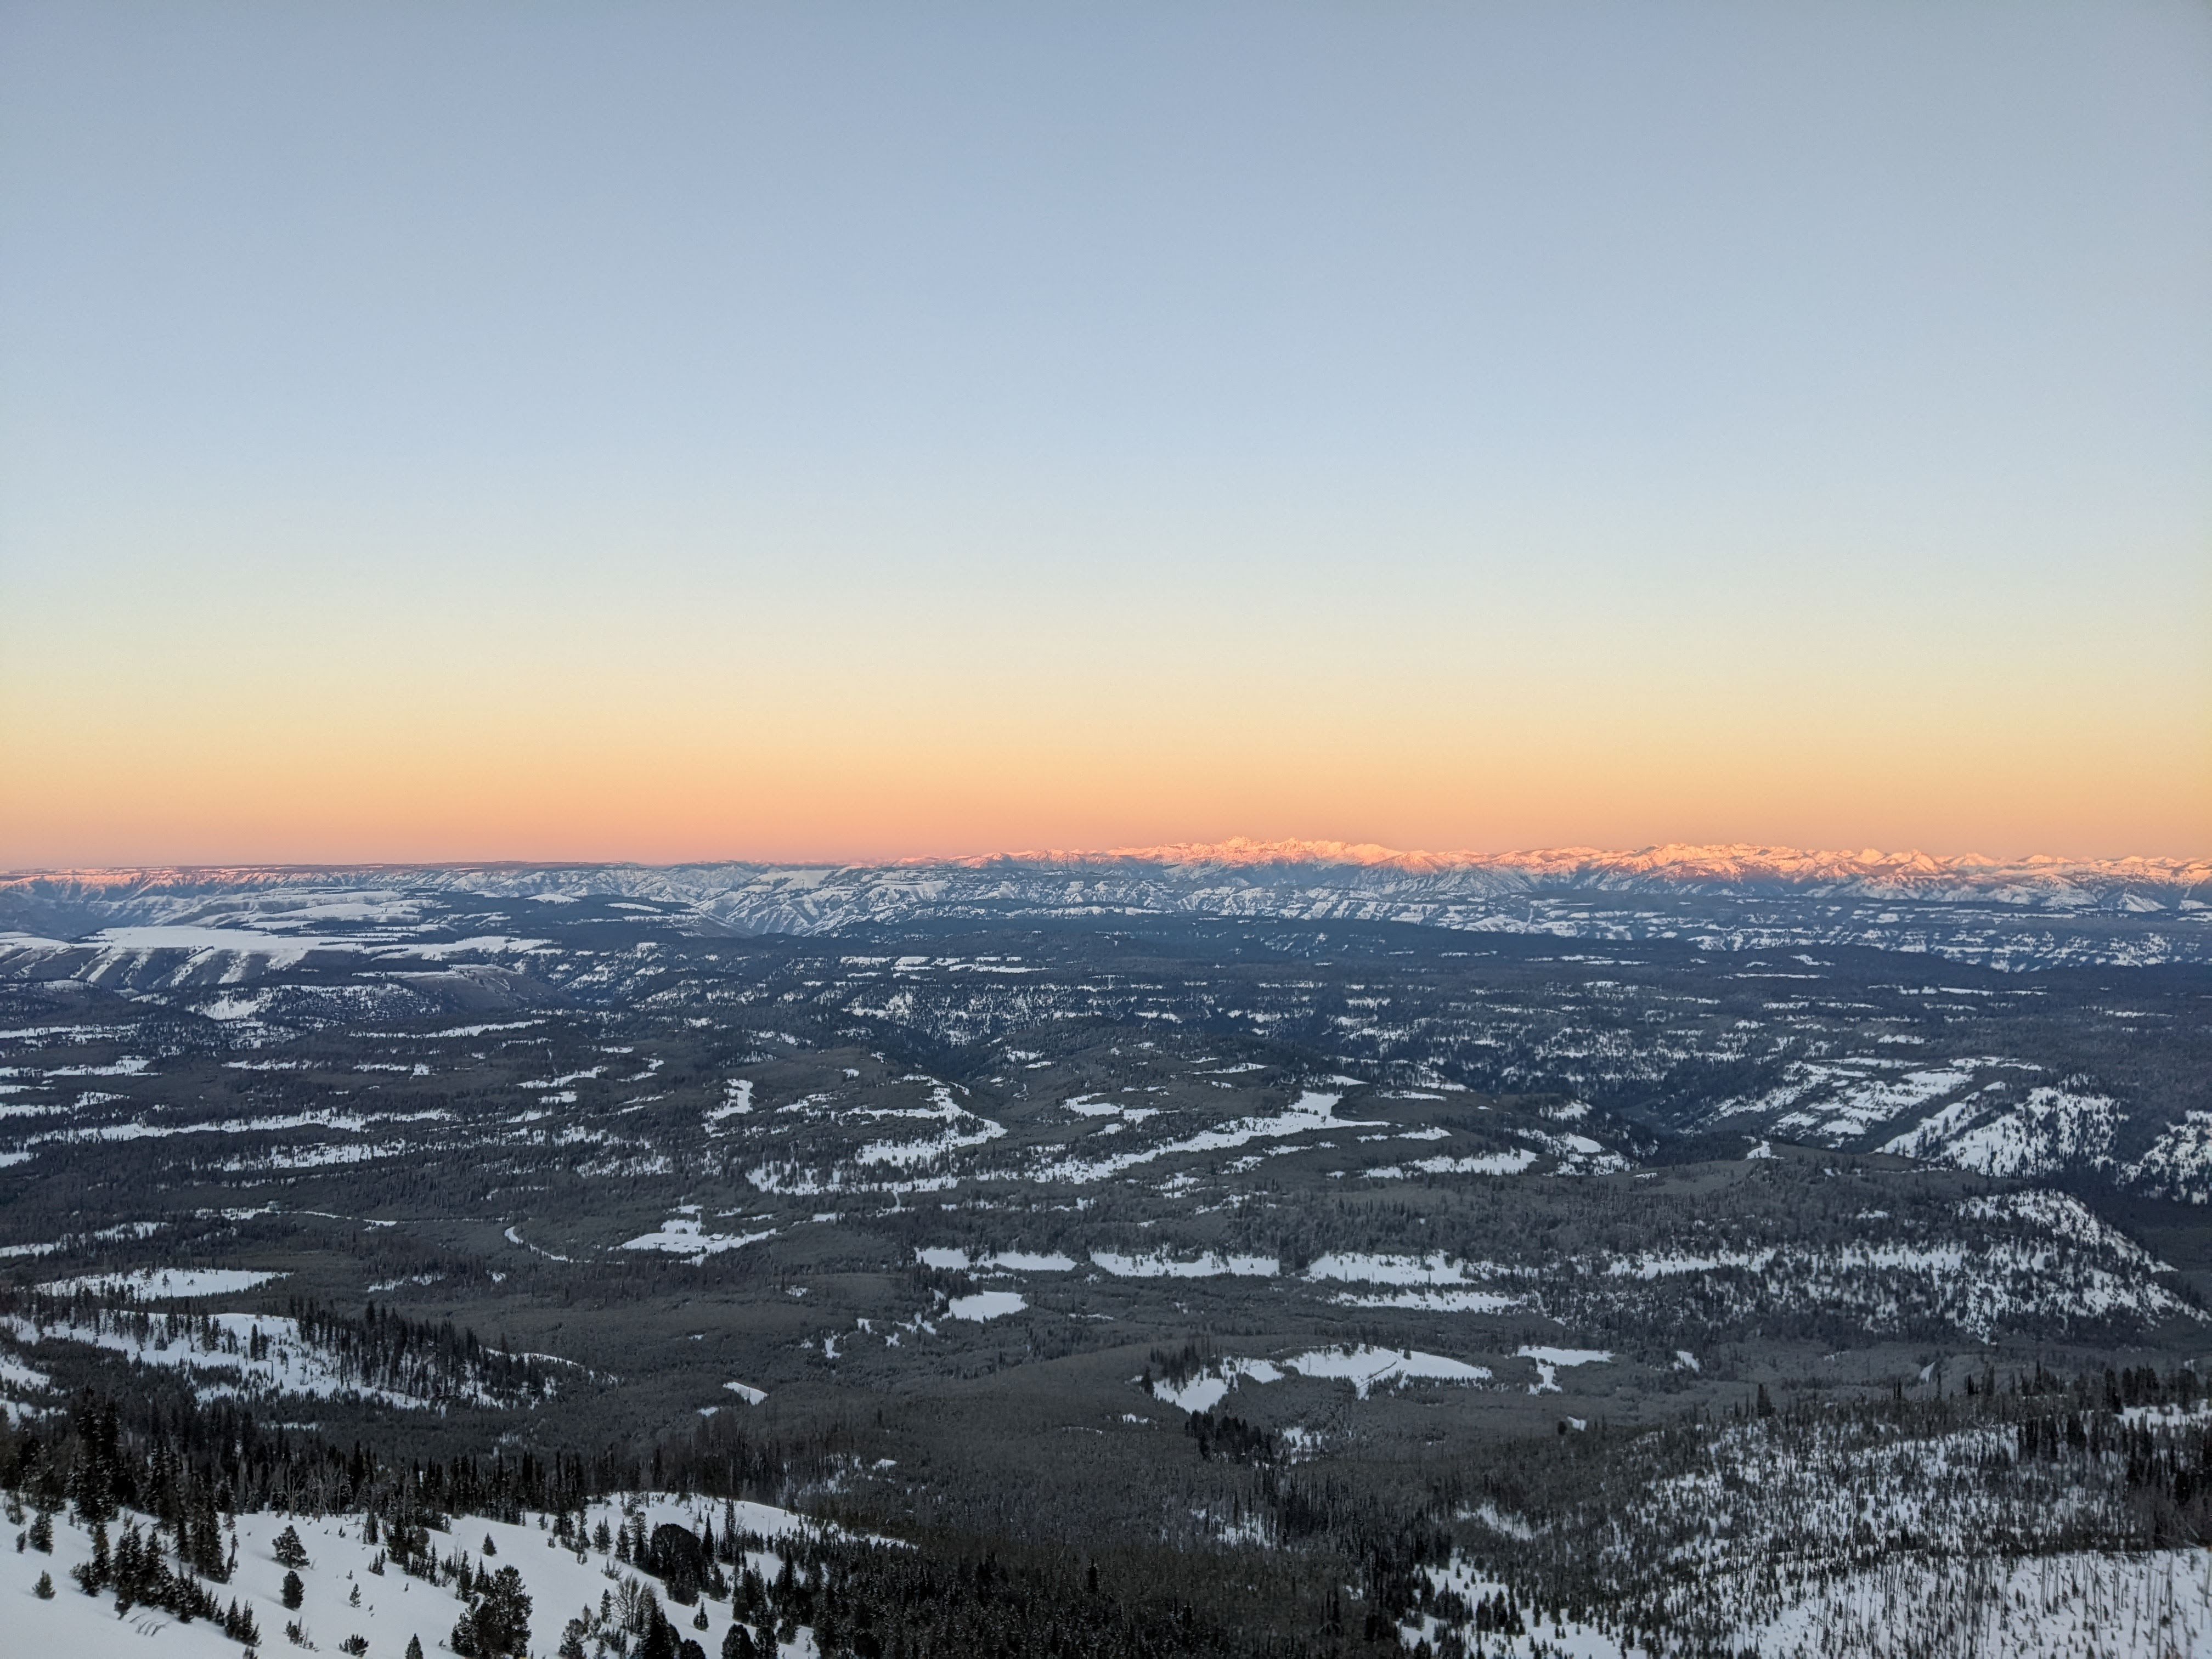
<box><xmin>1032</xmin><ymin>1091</ymin><xmax>1376</xmax><ymax>1184</ymax></box>
<box><xmin>1286</xmin><ymin>1346</ymin><xmax>1491</xmax><ymax>1398</ymax></box>
<box><xmin>0</xmin><ymin>1307</ymin><xmax>533</xmax><ymax>1412</ymax></box>
<box><xmin>944</xmin><ymin>1290</ymin><xmax>1025</xmax><ymax>1322</ymax></box>
<box><xmin>1091</xmin><ymin>1250</ymin><xmax>1277</xmax><ymax>1278</ymax></box>
<box><xmin>1150</xmin><ymin>1345</ymin><xmax>1491</xmax><ymax>1407</ymax></box>
<box><xmin>1361</xmin><ymin>1150</ymin><xmax>1540</xmax><ymax>1179</ymax></box>
<box><xmin>1517</xmin><ymin>1345</ymin><xmax>1610</xmax><ymax>1395</ymax></box>
<box><xmin>620</xmin><ymin>1214</ymin><xmax>778</xmax><ymax>1261</ymax></box>
<box><xmin>913</xmin><ymin>1247</ymin><xmax>1077</xmax><ymax>1272</ymax></box>
<box><xmin>1151</xmin><ymin>1357</ymin><xmax>1285</xmax><ymax>1414</ymax></box>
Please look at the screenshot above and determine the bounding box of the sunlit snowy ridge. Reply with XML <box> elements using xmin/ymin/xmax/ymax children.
<box><xmin>4</xmin><ymin>840</ymin><xmax>2207</xmax><ymax>977</ymax></box>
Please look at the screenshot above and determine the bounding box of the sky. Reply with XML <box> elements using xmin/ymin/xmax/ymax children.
<box><xmin>2</xmin><ymin>1</ymin><xmax>2207</xmax><ymax>869</ymax></box>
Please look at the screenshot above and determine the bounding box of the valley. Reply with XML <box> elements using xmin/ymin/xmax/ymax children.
<box><xmin>1</xmin><ymin>847</ymin><xmax>2207</xmax><ymax>1656</ymax></box>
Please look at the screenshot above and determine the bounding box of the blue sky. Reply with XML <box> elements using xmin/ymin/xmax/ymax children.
<box><xmin>2</xmin><ymin>2</ymin><xmax>2207</xmax><ymax>864</ymax></box>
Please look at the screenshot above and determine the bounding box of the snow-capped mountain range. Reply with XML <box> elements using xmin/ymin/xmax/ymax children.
<box><xmin>3</xmin><ymin>841</ymin><xmax>2208</xmax><ymax>971</ymax></box>
<box><xmin>977</xmin><ymin>838</ymin><xmax>2209</xmax><ymax>893</ymax></box>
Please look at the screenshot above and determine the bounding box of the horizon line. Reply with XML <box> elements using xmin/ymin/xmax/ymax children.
<box><xmin>6</xmin><ymin>836</ymin><xmax>2209</xmax><ymax>884</ymax></box>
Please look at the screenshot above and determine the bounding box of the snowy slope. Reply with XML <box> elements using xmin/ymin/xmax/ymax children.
<box><xmin>2</xmin><ymin>1494</ymin><xmax>826</xmax><ymax>1659</ymax></box>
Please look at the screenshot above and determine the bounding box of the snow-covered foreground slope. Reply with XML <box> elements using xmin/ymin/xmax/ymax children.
<box><xmin>1746</xmin><ymin>1548</ymin><xmax>2212</xmax><ymax>1659</ymax></box>
<box><xmin>1391</xmin><ymin>1548</ymin><xmax>2212</xmax><ymax>1658</ymax></box>
<box><xmin>1</xmin><ymin>1495</ymin><xmax>826</xmax><ymax>1659</ymax></box>
<box><xmin>12</xmin><ymin>1497</ymin><xmax>2208</xmax><ymax>1659</ymax></box>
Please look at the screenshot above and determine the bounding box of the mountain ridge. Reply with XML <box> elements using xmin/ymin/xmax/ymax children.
<box><xmin>10</xmin><ymin>839</ymin><xmax>2209</xmax><ymax>895</ymax></box>
<box><xmin>4</xmin><ymin>843</ymin><xmax>2207</xmax><ymax>978</ymax></box>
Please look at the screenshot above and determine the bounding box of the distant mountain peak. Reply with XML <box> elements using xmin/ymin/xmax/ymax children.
<box><xmin>918</xmin><ymin>839</ymin><xmax>2206</xmax><ymax>892</ymax></box>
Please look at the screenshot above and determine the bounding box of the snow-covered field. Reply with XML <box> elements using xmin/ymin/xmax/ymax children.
<box><xmin>944</xmin><ymin>1289</ymin><xmax>1025</xmax><ymax>1321</ymax></box>
<box><xmin>1151</xmin><ymin>1356</ymin><xmax>1285</xmax><ymax>1413</ymax></box>
<box><xmin>1151</xmin><ymin>1345</ymin><xmax>1493</xmax><ymax>1408</ymax></box>
<box><xmin>1092</xmin><ymin>1250</ymin><xmax>1277</xmax><ymax>1278</ymax></box>
<box><xmin>0</xmin><ymin>1306</ymin><xmax>541</xmax><ymax>1411</ymax></box>
<box><xmin>913</xmin><ymin>1246</ymin><xmax>1077</xmax><ymax>1272</ymax></box>
<box><xmin>1285</xmin><ymin>1345</ymin><xmax>1491</xmax><ymax>1397</ymax></box>
<box><xmin>1031</xmin><ymin>1091</ymin><xmax>1376</xmax><ymax>1184</ymax></box>
<box><xmin>620</xmin><ymin>1211</ymin><xmax>778</xmax><ymax>1261</ymax></box>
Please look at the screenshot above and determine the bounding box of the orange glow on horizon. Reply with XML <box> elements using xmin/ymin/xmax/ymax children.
<box><xmin>6</xmin><ymin>677</ymin><xmax>2205</xmax><ymax>870</ymax></box>
<box><xmin>3</xmin><ymin>4</ymin><xmax>2207</xmax><ymax>877</ymax></box>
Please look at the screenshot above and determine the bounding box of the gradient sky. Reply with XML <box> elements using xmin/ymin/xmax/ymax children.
<box><xmin>3</xmin><ymin>2</ymin><xmax>2207</xmax><ymax>868</ymax></box>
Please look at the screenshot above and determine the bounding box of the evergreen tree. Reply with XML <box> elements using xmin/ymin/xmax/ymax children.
<box><xmin>224</xmin><ymin>1599</ymin><xmax>263</xmax><ymax>1644</ymax></box>
<box><xmin>639</xmin><ymin>1606</ymin><xmax>681</xmax><ymax>1659</ymax></box>
<box><xmin>471</xmin><ymin>1564</ymin><xmax>534</xmax><ymax>1657</ymax></box>
<box><xmin>67</xmin><ymin>1397</ymin><xmax>120</xmax><ymax>1526</ymax></box>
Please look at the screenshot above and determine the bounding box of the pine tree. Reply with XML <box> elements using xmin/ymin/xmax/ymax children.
<box><xmin>283</xmin><ymin>1568</ymin><xmax>305</xmax><ymax>1609</ymax></box>
<box><xmin>275</xmin><ymin>1524</ymin><xmax>312</xmax><ymax>1569</ymax></box>
<box><xmin>227</xmin><ymin>1598</ymin><xmax>263</xmax><ymax>1644</ymax></box>
<box><xmin>113</xmin><ymin>1523</ymin><xmax>144</xmax><ymax>1611</ymax></box>
<box><xmin>639</xmin><ymin>1605</ymin><xmax>681</xmax><ymax>1659</ymax></box>
<box><xmin>471</xmin><ymin>1564</ymin><xmax>534</xmax><ymax>1657</ymax></box>
<box><xmin>68</xmin><ymin>1398</ymin><xmax>120</xmax><ymax>1526</ymax></box>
